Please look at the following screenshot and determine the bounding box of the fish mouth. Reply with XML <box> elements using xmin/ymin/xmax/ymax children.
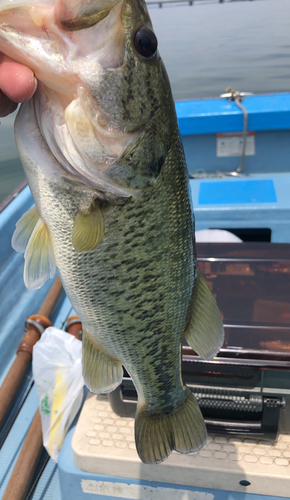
<box><xmin>56</xmin><ymin>0</ymin><xmax>123</xmax><ymax>31</ymax></box>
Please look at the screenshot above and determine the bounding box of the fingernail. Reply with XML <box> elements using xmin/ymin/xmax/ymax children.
<box><xmin>32</xmin><ymin>77</ymin><xmax>37</xmax><ymax>95</ymax></box>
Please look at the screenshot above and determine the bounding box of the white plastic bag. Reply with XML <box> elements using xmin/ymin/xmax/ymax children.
<box><xmin>32</xmin><ymin>326</ymin><xmax>84</xmax><ymax>462</ymax></box>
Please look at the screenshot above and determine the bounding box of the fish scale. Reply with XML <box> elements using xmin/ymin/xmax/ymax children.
<box><xmin>38</xmin><ymin>127</ymin><xmax>194</xmax><ymax>411</ymax></box>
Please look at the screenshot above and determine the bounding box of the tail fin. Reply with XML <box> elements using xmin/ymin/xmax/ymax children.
<box><xmin>135</xmin><ymin>388</ymin><xmax>206</xmax><ymax>464</ymax></box>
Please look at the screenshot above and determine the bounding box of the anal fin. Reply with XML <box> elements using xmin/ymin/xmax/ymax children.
<box><xmin>82</xmin><ymin>327</ymin><xmax>123</xmax><ymax>394</ymax></box>
<box><xmin>184</xmin><ymin>269</ymin><xmax>224</xmax><ymax>360</ymax></box>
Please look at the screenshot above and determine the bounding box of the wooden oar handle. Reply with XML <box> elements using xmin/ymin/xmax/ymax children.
<box><xmin>38</xmin><ymin>275</ymin><xmax>63</xmax><ymax>318</ymax></box>
<box><xmin>3</xmin><ymin>313</ymin><xmax>82</xmax><ymax>500</ymax></box>
<box><xmin>0</xmin><ymin>315</ymin><xmax>52</xmax><ymax>430</ymax></box>
<box><xmin>2</xmin><ymin>410</ymin><xmax>43</xmax><ymax>500</ymax></box>
<box><xmin>65</xmin><ymin>315</ymin><xmax>82</xmax><ymax>341</ymax></box>
<box><xmin>0</xmin><ymin>277</ymin><xmax>63</xmax><ymax>430</ymax></box>
<box><xmin>17</xmin><ymin>315</ymin><xmax>52</xmax><ymax>355</ymax></box>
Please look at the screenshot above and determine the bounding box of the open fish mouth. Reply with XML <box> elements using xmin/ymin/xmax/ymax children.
<box><xmin>0</xmin><ymin>0</ymin><xmax>168</xmax><ymax>196</ymax></box>
<box><xmin>55</xmin><ymin>0</ymin><xmax>123</xmax><ymax>31</ymax></box>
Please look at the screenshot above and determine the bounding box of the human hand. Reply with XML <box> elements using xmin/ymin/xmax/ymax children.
<box><xmin>0</xmin><ymin>53</ymin><xmax>37</xmax><ymax>117</ymax></box>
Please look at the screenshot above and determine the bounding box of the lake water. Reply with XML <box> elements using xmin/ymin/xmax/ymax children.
<box><xmin>1</xmin><ymin>0</ymin><xmax>290</xmax><ymax>202</ymax></box>
<box><xmin>151</xmin><ymin>0</ymin><xmax>290</xmax><ymax>99</ymax></box>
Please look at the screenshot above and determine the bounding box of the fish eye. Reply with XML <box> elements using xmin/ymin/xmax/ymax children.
<box><xmin>133</xmin><ymin>27</ymin><xmax>158</xmax><ymax>59</ymax></box>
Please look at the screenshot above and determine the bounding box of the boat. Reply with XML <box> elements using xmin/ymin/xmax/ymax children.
<box><xmin>0</xmin><ymin>91</ymin><xmax>289</xmax><ymax>500</ymax></box>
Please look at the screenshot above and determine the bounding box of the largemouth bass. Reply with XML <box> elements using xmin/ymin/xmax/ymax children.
<box><xmin>0</xmin><ymin>0</ymin><xmax>224</xmax><ymax>464</ymax></box>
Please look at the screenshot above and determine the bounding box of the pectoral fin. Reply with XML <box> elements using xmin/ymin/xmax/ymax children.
<box><xmin>184</xmin><ymin>269</ymin><xmax>224</xmax><ymax>360</ymax></box>
<box><xmin>24</xmin><ymin>218</ymin><xmax>56</xmax><ymax>290</ymax></box>
<box><xmin>82</xmin><ymin>327</ymin><xmax>123</xmax><ymax>394</ymax></box>
<box><xmin>72</xmin><ymin>202</ymin><xmax>105</xmax><ymax>253</ymax></box>
<box><xmin>12</xmin><ymin>205</ymin><xmax>40</xmax><ymax>252</ymax></box>
<box><xmin>12</xmin><ymin>206</ymin><xmax>56</xmax><ymax>290</ymax></box>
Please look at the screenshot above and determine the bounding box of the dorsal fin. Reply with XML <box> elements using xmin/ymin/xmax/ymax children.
<box><xmin>12</xmin><ymin>205</ymin><xmax>40</xmax><ymax>253</ymax></box>
<box><xmin>24</xmin><ymin>218</ymin><xmax>56</xmax><ymax>290</ymax></box>
<box><xmin>72</xmin><ymin>201</ymin><xmax>105</xmax><ymax>253</ymax></box>
<box><xmin>184</xmin><ymin>269</ymin><xmax>224</xmax><ymax>360</ymax></box>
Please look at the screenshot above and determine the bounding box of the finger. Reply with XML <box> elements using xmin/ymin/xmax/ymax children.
<box><xmin>0</xmin><ymin>54</ymin><xmax>37</xmax><ymax>103</ymax></box>
<box><xmin>0</xmin><ymin>89</ymin><xmax>18</xmax><ymax>117</ymax></box>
